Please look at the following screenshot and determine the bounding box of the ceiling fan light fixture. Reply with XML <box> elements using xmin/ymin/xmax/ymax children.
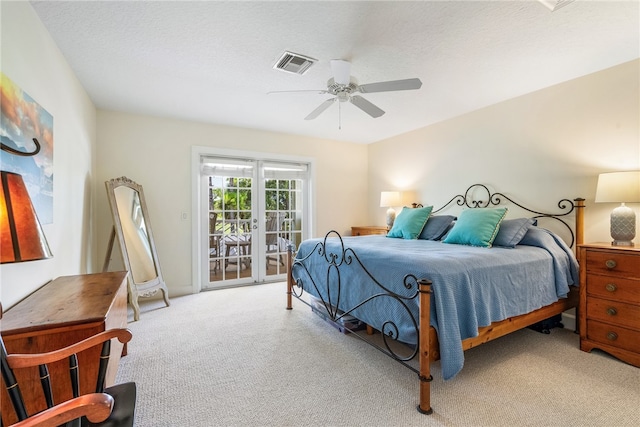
<box><xmin>273</xmin><ymin>51</ymin><xmax>317</xmax><ymax>75</ymax></box>
<box><xmin>336</xmin><ymin>92</ymin><xmax>350</xmax><ymax>103</ymax></box>
<box><xmin>537</xmin><ymin>0</ymin><xmax>576</xmax><ymax>11</ymax></box>
<box><xmin>327</xmin><ymin>78</ymin><xmax>358</xmax><ymax>95</ymax></box>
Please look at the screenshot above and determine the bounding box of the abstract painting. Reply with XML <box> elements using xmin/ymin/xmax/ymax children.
<box><xmin>0</xmin><ymin>72</ymin><xmax>53</xmax><ymax>224</ymax></box>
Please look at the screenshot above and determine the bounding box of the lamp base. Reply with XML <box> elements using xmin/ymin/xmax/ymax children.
<box><xmin>609</xmin><ymin>203</ymin><xmax>636</xmax><ymax>247</ymax></box>
<box><xmin>611</xmin><ymin>240</ymin><xmax>635</xmax><ymax>247</ymax></box>
<box><xmin>386</xmin><ymin>207</ymin><xmax>396</xmax><ymax>229</ymax></box>
<box><xmin>611</xmin><ymin>240</ymin><xmax>634</xmax><ymax>247</ymax></box>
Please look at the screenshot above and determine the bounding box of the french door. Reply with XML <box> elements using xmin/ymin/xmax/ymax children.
<box><xmin>197</xmin><ymin>154</ymin><xmax>309</xmax><ymax>290</ymax></box>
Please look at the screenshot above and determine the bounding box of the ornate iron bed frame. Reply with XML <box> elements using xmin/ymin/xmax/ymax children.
<box><xmin>286</xmin><ymin>184</ymin><xmax>585</xmax><ymax>414</ymax></box>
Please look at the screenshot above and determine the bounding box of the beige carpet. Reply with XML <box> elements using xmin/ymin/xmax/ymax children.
<box><xmin>116</xmin><ymin>282</ymin><xmax>640</xmax><ymax>426</ymax></box>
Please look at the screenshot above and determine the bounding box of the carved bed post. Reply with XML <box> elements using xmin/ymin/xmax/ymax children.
<box><xmin>417</xmin><ymin>279</ymin><xmax>433</xmax><ymax>415</ymax></box>
<box><xmin>574</xmin><ymin>198</ymin><xmax>585</xmax><ymax>247</ymax></box>
<box><xmin>286</xmin><ymin>245</ymin><xmax>293</xmax><ymax>310</ymax></box>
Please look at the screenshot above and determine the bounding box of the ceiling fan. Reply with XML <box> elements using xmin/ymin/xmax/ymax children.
<box><xmin>269</xmin><ymin>59</ymin><xmax>422</xmax><ymax>124</ymax></box>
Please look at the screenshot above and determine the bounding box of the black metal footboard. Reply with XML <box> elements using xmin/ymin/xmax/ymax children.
<box><xmin>285</xmin><ymin>230</ymin><xmax>434</xmax><ymax>414</ymax></box>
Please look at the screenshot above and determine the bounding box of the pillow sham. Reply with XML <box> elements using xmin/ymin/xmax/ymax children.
<box><xmin>493</xmin><ymin>218</ymin><xmax>536</xmax><ymax>248</ymax></box>
<box><xmin>442</xmin><ymin>207</ymin><xmax>508</xmax><ymax>247</ymax></box>
<box><xmin>387</xmin><ymin>206</ymin><xmax>433</xmax><ymax>239</ymax></box>
<box><xmin>418</xmin><ymin>215</ymin><xmax>457</xmax><ymax>240</ymax></box>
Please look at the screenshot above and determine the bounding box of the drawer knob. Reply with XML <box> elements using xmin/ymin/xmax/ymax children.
<box><xmin>605</xmin><ymin>259</ymin><xmax>617</xmax><ymax>269</ymax></box>
<box><xmin>606</xmin><ymin>307</ymin><xmax>618</xmax><ymax>316</ymax></box>
<box><xmin>605</xmin><ymin>283</ymin><xmax>617</xmax><ymax>292</ymax></box>
<box><xmin>606</xmin><ymin>332</ymin><xmax>618</xmax><ymax>341</ymax></box>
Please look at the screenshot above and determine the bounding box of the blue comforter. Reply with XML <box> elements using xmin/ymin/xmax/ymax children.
<box><xmin>292</xmin><ymin>227</ymin><xmax>579</xmax><ymax>380</ymax></box>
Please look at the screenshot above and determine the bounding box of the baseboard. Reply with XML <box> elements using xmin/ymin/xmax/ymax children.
<box><xmin>168</xmin><ymin>285</ymin><xmax>193</xmax><ymax>297</ymax></box>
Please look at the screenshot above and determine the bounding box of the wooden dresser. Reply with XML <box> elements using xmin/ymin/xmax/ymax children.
<box><xmin>351</xmin><ymin>226</ymin><xmax>388</xmax><ymax>236</ymax></box>
<box><xmin>578</xmin><ymin>243</ymin><xmax>640</xmax><ymax>367</ymax></box>
<box><xmin>1</xmin><ymin>271</ymin><xmax>129</xmax><ymax>425</ymax></box>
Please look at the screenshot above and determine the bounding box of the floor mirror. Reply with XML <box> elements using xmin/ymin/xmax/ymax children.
<box><xmin>104</xmin><ymin>176</ymin><xmax>169</xmax><ymax>320</ymax></box>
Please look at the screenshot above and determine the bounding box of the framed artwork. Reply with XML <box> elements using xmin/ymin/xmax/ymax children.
<box><xmin>0</xmin><ymin>72</ymin><xmax>54</xmax><ymax>224</ymax></box>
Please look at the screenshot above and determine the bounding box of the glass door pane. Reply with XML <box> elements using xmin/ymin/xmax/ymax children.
<box><xmin>264</xmin><ymin>177</ymin><xmax>304</xmax><ymax>278</ymax></box>
<box><xmin>205</xmin><ymin>172</ymin><xmax>255</xmax><ymax>288</ymax></box>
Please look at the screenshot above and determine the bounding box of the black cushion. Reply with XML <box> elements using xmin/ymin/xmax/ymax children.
<box><xmin>84</xmin><ymin>382</ymin><xmax>136</xmax><ymax>427</ymax></box>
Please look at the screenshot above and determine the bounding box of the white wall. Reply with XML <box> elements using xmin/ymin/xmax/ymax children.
<box><xmin>368</xmin><ymin>60</ymin><xmax>640</xmax><ymax>245</ymax></box>
<box><xmin>0</xmin><ymin>2</ymin><xmax>97</xmax><ymax>308</ymax></box>
<box><xmin>96</xmin><ymin>111</ymin><xmax>368</xmax><ymax>296</ymax></box>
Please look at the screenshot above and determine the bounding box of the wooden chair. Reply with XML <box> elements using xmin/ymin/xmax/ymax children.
<box><xmin>1</xmin><ymin>329</ymin><xmax>136</xmax><ymax>427</ymax></box>
<box><xmin>209</xmin><ymin>212</ymin><xmax>222</xmax><ymax>273</ymax></box>
<box><xmin>265</xmin><ymin>212</ymin><xmax>287</xmax><ymax>267</ymax></box>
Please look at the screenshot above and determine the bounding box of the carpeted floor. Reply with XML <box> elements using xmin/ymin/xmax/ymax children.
<box><xmin>116</xmin><ymin>282</ymin><xmax>640</xmax><ymax>426</ymax></box>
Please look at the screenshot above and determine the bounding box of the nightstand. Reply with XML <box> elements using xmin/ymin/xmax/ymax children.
<box><xmin>578</xmin><ymin>243</ymin><xmax>640</xmax><ymax>367</ymax></box>
<box><xmin>351</xmin><ymin>226</ymin><xmax>388</xmax><ymax>236</ymax></box>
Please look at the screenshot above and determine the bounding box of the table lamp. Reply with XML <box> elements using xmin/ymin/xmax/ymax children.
<box><xmin>1</xmin><ymin>170</ymin><xmax>52</xmax><ymax>263</ymax></box>
<box><xmin>595</xmin><ymin>171</ymin><xmax>640</xmax><ymax>246</ymax></box>
<box><xmin>380</xmin><ymin>191</ymin><xmax>400</xmax><ymax>229</ymax></box>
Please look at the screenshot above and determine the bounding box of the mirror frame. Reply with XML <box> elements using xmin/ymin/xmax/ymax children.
<box><xmin>104</xmin><ymin>176</ymin><xmax>169</xmax><ymax>320</ymax></box>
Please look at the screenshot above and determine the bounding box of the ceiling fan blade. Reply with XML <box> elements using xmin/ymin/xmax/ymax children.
<box><xmin>350</xmin><ymin>95</ymin><xmax>385</xmax><ymax>118</ymax></box>
<box><xmin>357</xmin><ymin>78</ymin><xmax>422</xmax><ymax>93</ymax></box>
<box><xmin>304</xmin><ymin>98</ymin><xmax>336</xmax><ymax>120</ymax></box>
<box><xmin>267</xmin><ymin>89</ymin><xmax>328</xmax><ymax>95</ymax></box>
<box><xmin>330</xmin><ymin>59</ymin><xmax>351</xmax><ymax>85</ymax></box>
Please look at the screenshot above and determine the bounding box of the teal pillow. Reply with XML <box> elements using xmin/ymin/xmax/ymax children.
<box><xmin>442</xmin><ymin>207</ymin><xmax>508</xmax><ymax>247</ymax></box>
<box><xmin>387</xmin><ymin>206</ymin><xmax>433</xmax><ymax>239</ymax></box>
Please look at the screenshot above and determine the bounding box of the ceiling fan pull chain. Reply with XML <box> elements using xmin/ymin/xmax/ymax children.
<box><xmin>338</xmin><ymin>101</ymin><xmax>342</xmax><ymax>130</ymax></box>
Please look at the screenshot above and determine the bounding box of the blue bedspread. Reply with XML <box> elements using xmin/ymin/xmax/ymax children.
<box><xmin>292</xmin><ymin>227</ymin><xmax>579</xmax><ymax>380</ymax></box>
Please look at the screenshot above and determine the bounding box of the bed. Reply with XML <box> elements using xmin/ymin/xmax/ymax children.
<box><xmin>286</xmin><ymin>184</ymin><xmax>585</xmax><ymax>414</ymax></box>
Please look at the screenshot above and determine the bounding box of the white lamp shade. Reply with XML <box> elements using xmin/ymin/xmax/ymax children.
<box><xmin>595</xmin><ymin>171</ymin><xmax>640</xmax><ymax>203</ymax></box>
<box><xmin>380</xmin><ymin>191</ymin><xmax>400</xmax><ymax>207</ymax></box>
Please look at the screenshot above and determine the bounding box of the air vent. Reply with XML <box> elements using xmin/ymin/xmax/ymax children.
<box><xmin>274</xmin><ymin>51</ymin><xmax>317</xmax><ymax>75</ymax></box>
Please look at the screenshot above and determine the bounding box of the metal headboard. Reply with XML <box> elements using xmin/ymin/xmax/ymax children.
<box><xmin>425</xmin><ymin>183</ymin><xmax>580</xmax><ymax>248</ymax></box>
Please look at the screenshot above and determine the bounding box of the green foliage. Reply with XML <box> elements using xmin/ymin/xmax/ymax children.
<box><xmin>210</xmin><ymin>178</ymin><xmax>296</xmax><ymax>212</ymax></box>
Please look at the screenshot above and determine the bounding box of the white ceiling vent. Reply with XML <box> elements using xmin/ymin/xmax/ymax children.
<box><xmin>274</xmin><ymin>51</ymin><xmax>317</xmax><ymax>75</ymax></box>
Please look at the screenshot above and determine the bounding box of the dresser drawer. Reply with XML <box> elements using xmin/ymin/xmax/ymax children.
<box><xmin>585</xmin><ymin>250</ymin><xmax>640</xmax><ymax>277</ymax></box>
<box><xmin>586</xmin><ymin>297</ymin><xmax>640</xmax><ymax>330</ymax></box>
<box><xmin>586</xmin><ymin>275</ymin><xmax>640</xmax><ymax>304</ymax></box>
<box><xmin>586</xmin><ymin>319</ymin><xmax>640</xmax><ymax>354</ymax></box>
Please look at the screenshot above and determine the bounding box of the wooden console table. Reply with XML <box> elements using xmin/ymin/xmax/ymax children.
<box><xmin>1</xmin><ymin>271</ymin><xmax>128</xmax><ymax>425</ymax></box>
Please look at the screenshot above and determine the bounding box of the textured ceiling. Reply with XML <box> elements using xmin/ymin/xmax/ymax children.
<box><xmin>31</xmin><ymin>1</ymin><xmax>639</xmax><ymax>144</ymax></box>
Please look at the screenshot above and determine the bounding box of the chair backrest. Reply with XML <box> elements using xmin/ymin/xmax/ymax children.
<box><xmin>265</xmin><ymin>212</ymin><xmax>286</xmax><ymax>246</ymax></box>
<box><xmin>209</xmin><ymin>212</ymin><xmax>220</xmax><ymax>251</ymax></box>
<box><xmin>1</xmin><ymin>329</ymin><xmax>131</xmax><ymax>426</ymax></box>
